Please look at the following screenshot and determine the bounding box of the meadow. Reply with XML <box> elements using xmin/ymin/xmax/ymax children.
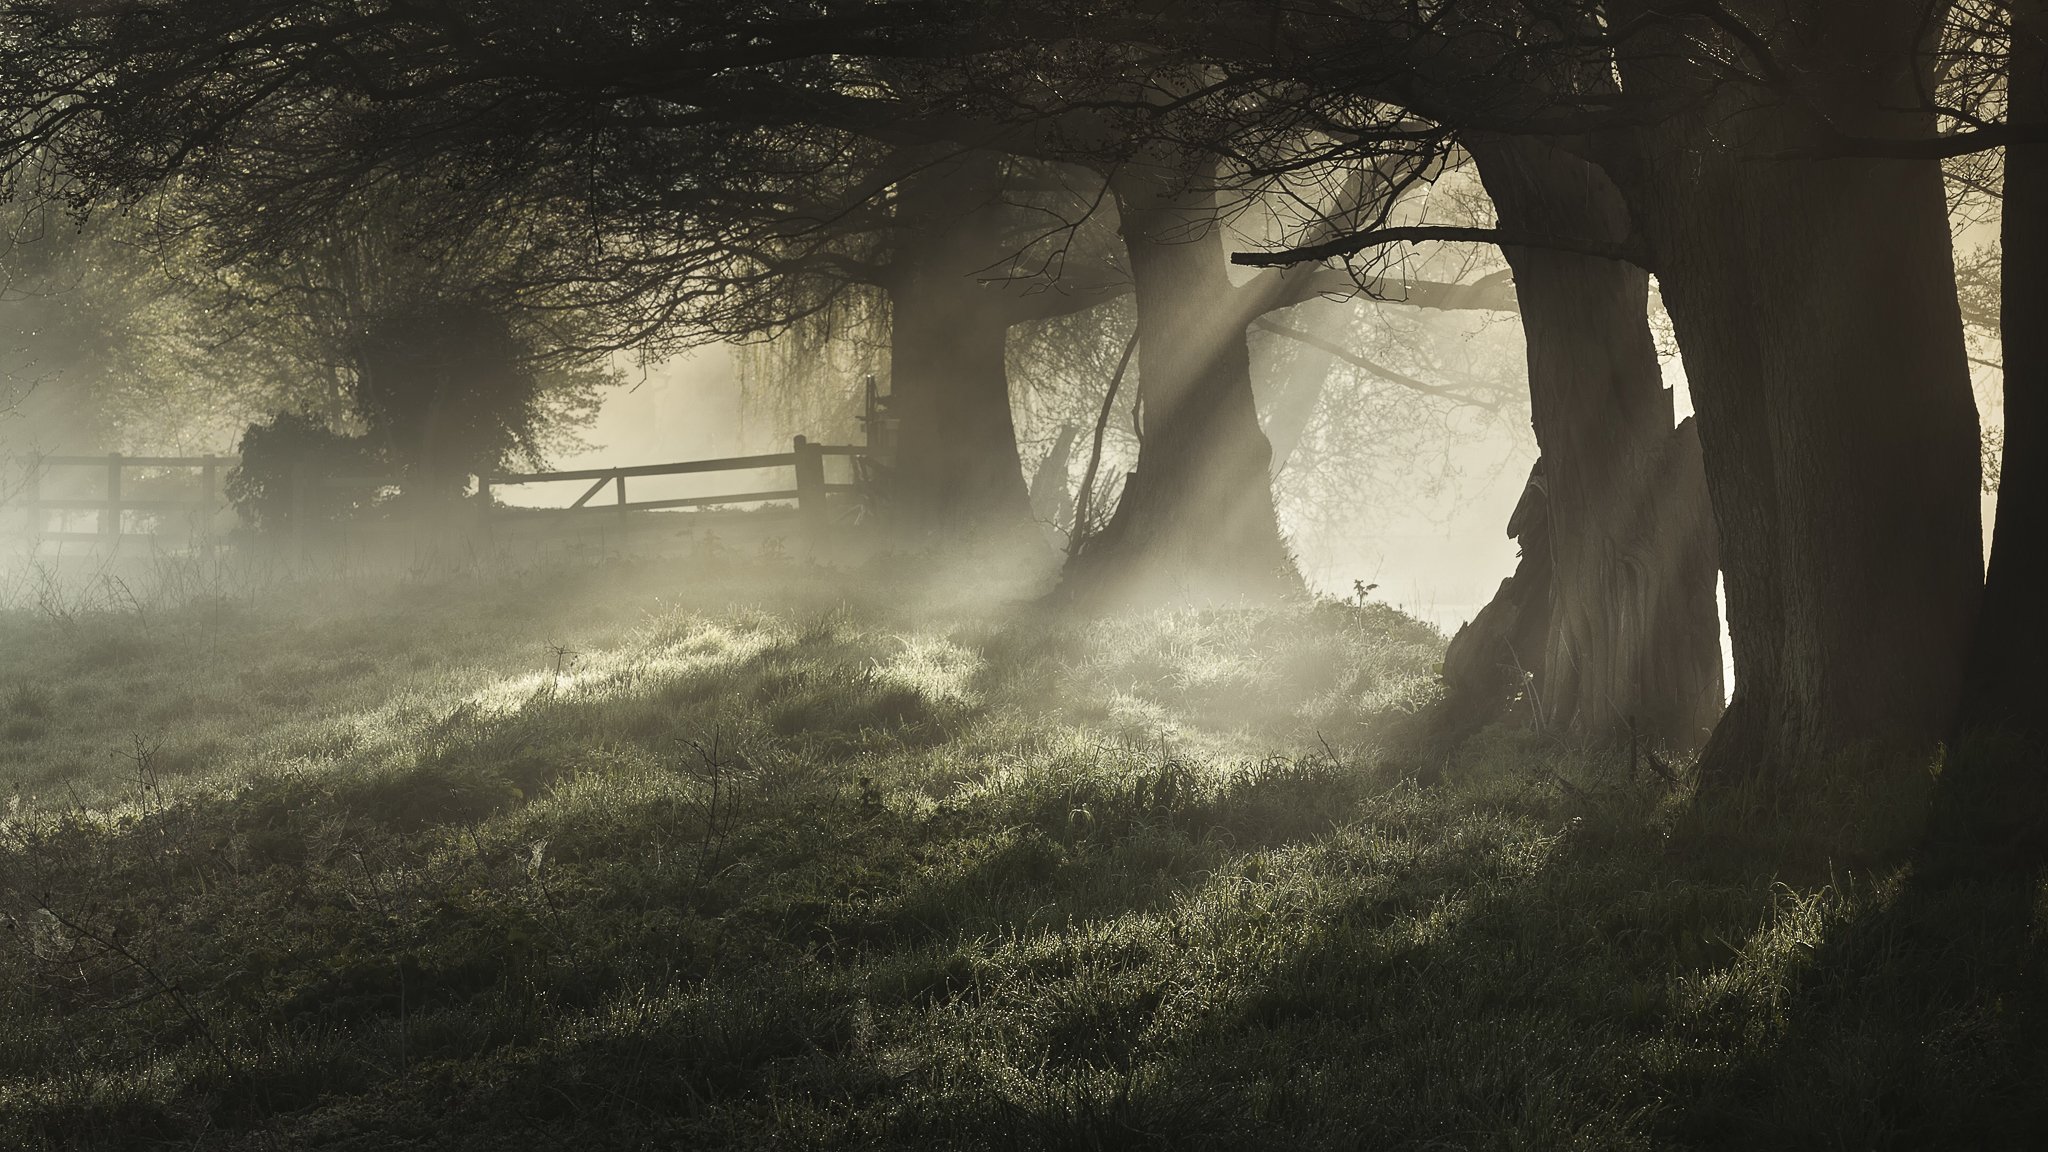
<box><xmin>0</xmin><ymin>526</ymin><xmax>2042</xmax><ymax>1150</ymax></box>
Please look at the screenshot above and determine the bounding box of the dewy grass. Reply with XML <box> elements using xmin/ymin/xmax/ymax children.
<box><xmin>0</xmin><ymin>538</ymin><xmax>2043</xmax><ymax>1150</ymax></box>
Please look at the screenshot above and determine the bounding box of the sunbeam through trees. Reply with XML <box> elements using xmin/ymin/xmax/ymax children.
<box><xmin>0</xmin><ymin>2</ymin><xmax>2043</xmax><ymax>1148</ymax></box>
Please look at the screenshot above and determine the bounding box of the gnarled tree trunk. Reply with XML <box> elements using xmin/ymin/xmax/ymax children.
<box><xmin>1461</xmin><ymin>133</ymin><xmax>1723</xmax><ymax>749</ymax></box>
<box><xmin>1439</xmin><ymin>461</ymin><xmax>1556</xmax><ymax>740</ymax></box>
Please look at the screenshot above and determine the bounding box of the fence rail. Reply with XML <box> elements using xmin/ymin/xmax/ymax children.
<box><xmin>478</xmin><ymin>437</ymin><xmax>863</xmax><ymax>524</ymax></box>
<box><xmin>15</xmin><ymin>453</ymin><xmax>231</xmax><ymax>543</ymax></box>
<box><xmin>8</xmin><ymin>435</ymin><xmax>871</xmax><ymax>545</ymax></box>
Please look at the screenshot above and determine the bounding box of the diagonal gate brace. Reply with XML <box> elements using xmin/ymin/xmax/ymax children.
<box><xmin>568</xmin><ymin>473</ymin><xmax>613</xmax><ymax>509</ymax></box>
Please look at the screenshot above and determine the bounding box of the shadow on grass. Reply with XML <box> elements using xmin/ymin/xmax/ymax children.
<box><xmin>16</xmin><ymin>594</ymin><xmax>2044</xmax><ymax>1151</ymax></box>
<box><xmin>1657</xmin><ymin>736</ymin><xmax>2048</xmax><ymax>1150</ymax></box>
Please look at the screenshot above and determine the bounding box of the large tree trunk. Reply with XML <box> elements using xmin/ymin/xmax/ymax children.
<box><xmin>1612</xmin><ymin>6</ymin><xmax>1983</xmax><ymax>783</ymax></box>
<box><xmin>1463</xmin><ymin>134</ymin><xmax>1723</xmax><ymax>748</ymax></box>
<box><xmin>887</xmin><ymin>280</ymin><xmax>1036</xmax><ymax>537</ymax></box>
<box><xmin>885</xmin><ymin>154</ymin><xmax>1040</xmax><ymax>544</ymax></box>
<box><xmin>1062</xmin><ymin>173</ymin><xmax>1298</xmax><ymax>601</ymax></box>
<box><xmin>1966</xmin><ymin>23</ymin><xmax>2048</xmax><ymax>739</ymax></box>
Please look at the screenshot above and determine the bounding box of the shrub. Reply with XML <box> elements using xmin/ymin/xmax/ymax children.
<box><xmin>224</xmin><ymin>411</ymin><xmax>383</xmax><ymax>532</ymax></box>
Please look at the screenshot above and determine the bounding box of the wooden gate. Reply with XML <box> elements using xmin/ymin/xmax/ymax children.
<box><xmin>3</xmin><ymin>437</ymin><xmax>874</xmax><ymax>547</ymax></box>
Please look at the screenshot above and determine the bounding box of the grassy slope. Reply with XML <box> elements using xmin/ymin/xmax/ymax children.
<box><xmin>0</xmin><ymin>539</ymin><xmax>2043</xmax><ymax>1150</ymax></box>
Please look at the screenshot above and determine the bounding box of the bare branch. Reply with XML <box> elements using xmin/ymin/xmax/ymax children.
<box><xmin>1232</xmin><ymin>226</ymin><xmax>1647</xmax><ymax>270</ymax></box>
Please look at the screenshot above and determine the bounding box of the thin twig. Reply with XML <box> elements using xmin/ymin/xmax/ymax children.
<box><xmin>33</xmin><ymin>895</ymin><xmax>237</xmax><ymax>1074</ymax></box>
<box><xmin>1068</xmin><ymin>327</ymin><xmax>1139</xmax><ymax>560</ymax></box>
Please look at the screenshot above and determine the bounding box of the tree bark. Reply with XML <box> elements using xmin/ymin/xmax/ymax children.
<box><xmin>1966</xmin><ymin>23</ymin><xmax>2048</xmax><ymax>739</ymax></box>
<box><xmin>884</xmin><ymin>153</ymin><xmax>1040</xmax><ymax>544</ymax></box>
<box><xmin>1061</xmin><ymin>172</ymin><xmax>1298</xmax><ymax>601</ymax></box>
<box><xmin>887</xmin><ymin>280</ymin><xmax>1037</xmax><ymax>537</ymax></box>
<box><xmin>1611</xmin><ymin>4</ymin><xmax>1984</xmax><ymax>782</ymax></box>
<box><xmin>1465</xmin><ymin>133</ymin><xmax>1723</xmax><ymax>748</ymax></box>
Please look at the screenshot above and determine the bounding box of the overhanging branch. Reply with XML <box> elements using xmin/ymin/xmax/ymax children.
<box><xmin>1359</xmin><ymin>268</ymin><xmax>1518</xmax><ymax>313</ymax></box>
<box><xmin>1781</xmin><ymin>120</ymin><xmax>2048</xmax><ymax>160</ymax></box>
<box><xmin>1232</xmin><ymin>226</ymin><xmax>1646</xmax><ymax>270</ymax></box>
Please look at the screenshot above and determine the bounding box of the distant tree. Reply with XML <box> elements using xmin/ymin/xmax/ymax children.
<box><xmin>199</xmin><ymin>192</ymin><xmax>615</xmax><ymax>499</ymax></box>
<box><xmin>0</xmin><ymin>204</ymin><xmax>238</xmax><ymax>452</ymax></box>
<box><xmin>0</xmin><ymin>175</ymin><xmax>615</xmax><ymax>498</ymax></box>
<box><xmin>730</xmin><ymin>147</ymin><xmax>1134</xmax><ymax>548</ymax></box>
<box><xmin>858</xmin><ymin>150</ymin><xmax>1128</xmax><ymax>546</ymax></box>
<box><xmin>1252</xmin><ymin>293</ymin><xmax>1527</xmax><ymax>536</ymax></box>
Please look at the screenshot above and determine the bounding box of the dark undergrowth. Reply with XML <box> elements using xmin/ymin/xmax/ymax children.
<box><xmin>0</xmin><ymin>544</ymin><xmax>2043</xmax><ymax>1150</ymax></box>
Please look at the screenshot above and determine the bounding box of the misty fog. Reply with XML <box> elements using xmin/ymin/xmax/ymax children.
<box><xmin>0</xmin><ymin>3</ymin><xmax>2037</xmax><ymax>1149</ymax></box>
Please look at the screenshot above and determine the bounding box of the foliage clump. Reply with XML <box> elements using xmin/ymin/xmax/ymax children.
<box><xmin>223</xmin><ymin>411</ymin><xmax>381</xmax><ymax>532</ymax></box>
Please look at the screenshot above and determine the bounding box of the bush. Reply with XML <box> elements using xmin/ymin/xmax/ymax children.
<box><xmin>225</xmin><ymin>411</ymin><xmax>383</xmax><ymax>532</ymax></box>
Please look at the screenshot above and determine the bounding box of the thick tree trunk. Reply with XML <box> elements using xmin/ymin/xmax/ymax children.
<box><xmin>1465</xmin><ymin>134</ymin><xmax>1723</xmax><ymax>748</ymax></box>
<box><xmin>885</xmin><ymin>155</ymin><xmax>1039</xmax><ymax>543</ymax></box>
<box><xmin>1967</xmin><ymin>24</ymin><xmax>2048</xmax><ymax>738</ymax></box>
<box><xmin>1609</xmin><ymin>13</ymin><xmax>1983</xmax><ymax>782</ymax></box>
<box><xmin>888</xmin><ymin>281</ymin><xmax>1036</xmax><ymax>536</ymax></box>
<box><xmin>1653</xmin><ymin>163</ymin><xmax>1979</xmax><ymax>781</ymax></box>
<box><xmin>1062</xmin><ymin>175</ymin><xmax>1297</xmax><ymax>601</ymax></box>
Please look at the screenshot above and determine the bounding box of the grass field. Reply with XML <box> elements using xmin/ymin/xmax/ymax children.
<box><xmin>1</xmin><ymin>530</ymin><xmax>2043</xmax><ymax>1150</ymax></box>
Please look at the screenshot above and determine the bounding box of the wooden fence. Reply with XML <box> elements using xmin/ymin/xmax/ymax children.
<box><xmin>7</xmin><ymin>436</ymin><xmax>870</xmax><ymax>545</ymax></box>
<box><xmin>482</xmin><ymin>436</ymin><xmax>865</xmax><ymax>527</ymax></box>
<box><xmin>16</xmin><ymin>454</ymin><xmax>231</xmax><ymax>543</ymax></box>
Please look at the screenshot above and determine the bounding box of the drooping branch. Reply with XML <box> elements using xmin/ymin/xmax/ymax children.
<box><xmin>1231</xmin><ymin>264</ymin><xmax>1358</xmax><ymax>326</ymax></box>
<box><xmin>1776</xmin><ymin>120</ymin><xmax>2048</xmax><ymax>160</ymax></box>
<box><xmin>1251</xmin><ymin>316</ymin><xmax>1511</xmax><ymax>410</ymax></box>
<box><xmin>1232</xmin><ymin>225</ymin><xmax>1648</xmax><ymax>270</ymax></box>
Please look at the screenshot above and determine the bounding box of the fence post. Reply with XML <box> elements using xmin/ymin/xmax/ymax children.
<box><xmin>101</xmin><ymin>453</ymin><xmax>122</xmax><ymax>541</ymax></box>
<box><xmin>475</xmin><ymin>472</ymin><xmax>494</xmax><ymax>534</ymax></box>
<box><xmin>614</xmin><ymin>472</ymin><xmax>628</xmax><ymax>525</ymax></box>
<box><xmin>199</xmin><ymin>456</ymin><xmax>220</xmax><ymax>543</ymax></box>
<box><xmin>23</xmin><ymin>460</ymin><xmax>39</xmax><ymax>537</ymax></box>
<box><xmin>793</xmin><ymin>435</ymin><xmax>826</xmax><ymax>540</ymax></box>
<box><xmin>290</xmin><ymin>457</ymin><xmax>310</xmax><ymax>551</ymax></box>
